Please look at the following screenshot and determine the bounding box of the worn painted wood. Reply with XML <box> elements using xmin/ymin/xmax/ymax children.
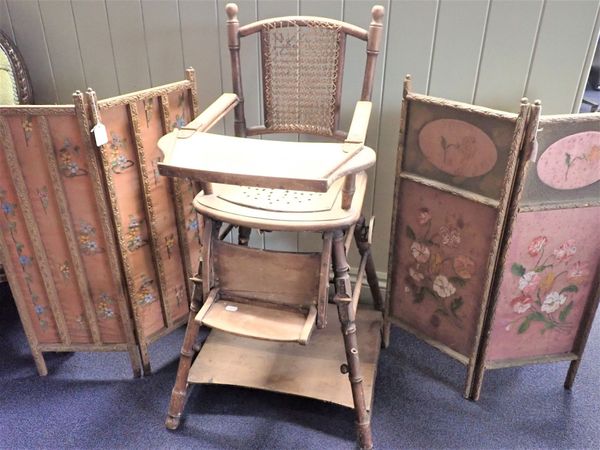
<box><xmin>5</xmin><ymin>0</ymin><xmax>57</xmax><ymax>103</ymax></box>
<box><xmin>105</xmin><ymin>0</ymin><xmax>151</xmax><ymax>93</ymax></box>
<box><xmin>71</xmin><ymin>0</ymin><xmax>120</xmax><ymax>98</ymax></box>
<box><xmin>140</xmin><ymin>0</ymin><xmax>184</xmax><ymax>87</ymax></box>
<box><xmin>428</xmin><ymin>0</ymin><xmax>489</xmax><ymax>102</ymax></box>
<box><xmin>0</xmin><ymin>0</ymin><xmax>15</xmax><ymax>42</ymax></box>
<box><xmin>38</xmin><ymin>1</ymin><xmax>86</xmax><ymax>103</ymax></box>
<box><xmin>525</xmin><ymin>0</ymin><xmax>600</xmax><ymax>113</ymax></box>
<box><xmin>474</xmin><ymin>0</ymin><xmax>543</xmax><ymax>112</ymax></box>
<box><xmin>179</xmin><ymin>0</ymin><xmax>225</xmax><ymax>134</ymax></box>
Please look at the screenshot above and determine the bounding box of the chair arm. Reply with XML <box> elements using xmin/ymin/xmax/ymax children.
<box><xmin>179</xmin><ymin>93</ymin><xmax>239</xmax><ymax>138</ymax></box>
<box><xmin>345</xmin><ymin>101</ymin><xmax>372</xmax><ymax>145</ymax></box>
<box><xmin>341</xmin><ymin>101</ymin><xmax>372</xmax><ymax>210</ymax></box>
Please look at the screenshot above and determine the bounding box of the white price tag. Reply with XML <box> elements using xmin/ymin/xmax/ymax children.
<box><xmin>91</xmin><ymin>122</ymin><xmax>108</xmax><ymax>147</ymax></box>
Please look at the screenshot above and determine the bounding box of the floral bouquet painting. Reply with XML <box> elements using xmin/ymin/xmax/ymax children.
<box><xmin>403</xmin><ymin>207</ymin><xmax>475</xmax><ymax>329</ymax></box>
<box><xmin>506</xmin><ymin>235</ymin><xmax>589</xmax><ymax>335</ymax></box>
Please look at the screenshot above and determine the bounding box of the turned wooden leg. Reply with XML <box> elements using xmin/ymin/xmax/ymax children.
<box><xmin>238</xmin><ymin>226</ymin><xmax>251</xmax><ymax>246</ymax></box>
<box><xmin>353</xmin><ymin>216</ymin><xmax>383</xmax><ymax>312</ymax></box>
<box><xmin>332</xmin><ymin>230</ymin><xmax>373</xmax><ymax>450</ymax></box>
<box><xmin>165</xmin><ymin>267</ymin><xmax>203</xmax><ymax>430</ymax></box>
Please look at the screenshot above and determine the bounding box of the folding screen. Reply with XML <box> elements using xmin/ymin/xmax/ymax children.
<box><xmin>0</xmin><ymin>70</ymin><xmax>201</xmax><ymax>375</ymax></box>
<box><xmin>385</xmin><ymin>76</ymin><xmax>529</xmax><ymax>398</ymax></box>
<box><xmin>0</xmin><ymin>103</ymin><xmax>141</xmax><ymax>376</ymax></box>
<box><xmin>387</xmin><ymin>77</ymin><xmax>600</xmax><ymax>400</ymax></box>
<box><xmin>471</xmin><ymin>110</ymin><xmax>600</xmax><ymax>399</ymax></box>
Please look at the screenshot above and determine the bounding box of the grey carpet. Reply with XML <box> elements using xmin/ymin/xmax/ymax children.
<box><xmin>0</xmin><ymin>281</ymin><xmax>598</xmax><ymax>449</ymax></box>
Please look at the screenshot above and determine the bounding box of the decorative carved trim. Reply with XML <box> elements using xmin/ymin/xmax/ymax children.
<box><xmin>97</xmin><ymin>80</ymin><xmax>193</xmax><ymax>110</ymax></box>
<box><xmin>407</xmin><ymin>92</ymin><xmax>518</xmax><ymax>121</ymax></box>
<box><xmin>84</xmin><ymin>89</ymin><xmax>150</xmax><ymax>370</ymax></box>
<box><xmin>128</xmin><ymin>101</ymin><xmax>171</xmax><ymax>328</ymax></box>
<box><xmin>73</xmin><ymin>91</ymin><xmax>141</xmax><ymax>354</ymax></box>
<box><xmin>0</xmin><ymin>106</ymin><xmax>75</xmax><ymax>116</ymax></box>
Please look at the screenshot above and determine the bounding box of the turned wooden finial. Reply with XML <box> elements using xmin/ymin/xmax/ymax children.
<box><xmin>371</xmin><ymin>5</ymin><xmax>385</xmax><ymax>25</ymax></box>
<box><xmin>226</xmin><ymin>3</ymin><xmax>238</xmax><ymax>21</ymax></box>
<box><xmin>534</xmin><ymin>99</ymin><xmax>542</xmax><ymax>106</ymax></box>
<box><xmin>520</xmin><ymin>97</ymin><xmax>529</xmax><ymax>105</ymax></box>
<box><xmin>403</xmin><ymin>74</ymin><xmax>412</xmax><ymax>96</ymax></box>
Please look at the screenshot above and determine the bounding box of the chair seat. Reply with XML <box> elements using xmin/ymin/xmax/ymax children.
<box><xmin>196</xmin><ymin>293</ymin><xmax>317</xmax><ymax>345</ymax></box>
<box><xmin>193</xmin><ymin>172</ymin><xmax>368</xmax><ymax>232</ymax></box>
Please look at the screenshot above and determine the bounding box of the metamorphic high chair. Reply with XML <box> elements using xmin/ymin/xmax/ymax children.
<box><xmin>158</xmin><ymin>4</ymin><xmax>385</xmax><ymax>449</ymax></box>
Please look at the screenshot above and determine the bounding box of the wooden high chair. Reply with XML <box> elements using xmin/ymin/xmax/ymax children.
<box><xmin>159</xmin><ymin>4</ymin><xmax>385</xmax><ymax>449</ymax></box>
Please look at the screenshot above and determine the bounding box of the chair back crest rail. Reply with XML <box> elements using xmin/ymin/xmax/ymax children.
<box><xmin>225</xmin><ymin>3</ymin><xmax>384</xmax><ymax>140</ymax></box>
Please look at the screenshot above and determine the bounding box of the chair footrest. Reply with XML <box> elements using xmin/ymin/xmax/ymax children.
<box><xmin>195</xmin><ymin>291</ymin><xmax>317</xmax><ymax>345</ymax></box>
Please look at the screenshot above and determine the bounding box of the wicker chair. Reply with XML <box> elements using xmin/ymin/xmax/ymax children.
<box><xmin>159</xmin><ymin>4</ymin><xmax>385</xmax><ymax>449</ymax></box>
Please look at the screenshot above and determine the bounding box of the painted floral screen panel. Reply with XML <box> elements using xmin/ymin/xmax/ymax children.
<box><xmin>521</xmin><ymin>114</ymin><xmax>600</xmax><ymax>206</ymax></box>
<box><xmin>487</xmin><ymin>207</ymin><xmax>600</xmax><ymax>361</ymax></box>
<box><xmin>96</xmin><ymin>87</ymin><xmax>199</xmax><ymax>339</ymax></box>
<box><xmin>389</xmin><ymin>180</ymin><xmax>497</xmax><ymax>356</ymax></box>
<box><xmin>402</xmin><ymin>101</ymin><xmax>518</xmax><ymax>200</ymax></box>
<box><xmin>0</xmin><ymin>112</ymin><xmax>129</xmax><ymax>344</ymax></box>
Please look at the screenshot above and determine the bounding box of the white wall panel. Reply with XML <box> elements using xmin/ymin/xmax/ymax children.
<box><xmin>1</xmin><ymin>0</ymin><xmax>598</xmax><ymax>273</ymax></box>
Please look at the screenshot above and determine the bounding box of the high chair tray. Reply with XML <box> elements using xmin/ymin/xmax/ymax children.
<box><xmin>188</xmin><ymin>304</ymin><xmax>382</xmax><ymax>409</ymax></box>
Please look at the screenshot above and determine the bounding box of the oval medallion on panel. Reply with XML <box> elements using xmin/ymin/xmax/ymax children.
<box><xmin>537</xmin><ymin>131</ymin><xmax>600</xmax><ymax>190</ymax></box>
<box><xmin>418</xmin><ymin>119</ymin><xmax>497</xmax><ymax>178</ymax></box>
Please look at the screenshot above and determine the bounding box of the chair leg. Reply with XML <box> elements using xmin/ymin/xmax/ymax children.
<box><xmin>165</xmin><ymin>271</ymin><xmax>203</xmax><ymax>430</ymax></box>
<box><xmin>332</xmin><ymin>230</ymin><xmax>373</xmax><ymax>450</ymax></box>
<box><xmin>238</xmin><ymin>226</ymin><xmax>251</xmax><ymax>246</ymax></box>
<box><xmin>353</xmin><ymin>216</ymin><xmax>384</xmax><ymax>312</ymax></box>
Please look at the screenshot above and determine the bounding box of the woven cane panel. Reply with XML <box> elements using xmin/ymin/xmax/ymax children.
<box><xmin>261</xmin><ymin>20</ymin><xmax>342</xmax><ymax>136</ymax></box>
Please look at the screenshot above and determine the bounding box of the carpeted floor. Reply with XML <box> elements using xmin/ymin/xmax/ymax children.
<box><xmin>0</xmin><ymin>279</ymin><xmax>598</xmax><ymax>450</ymax></box>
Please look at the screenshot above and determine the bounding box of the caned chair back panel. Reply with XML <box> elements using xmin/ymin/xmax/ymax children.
<box><xmin>227</xmin><ymin>5</ymin><xmax>384</xmax><ymax>139</ymax></box>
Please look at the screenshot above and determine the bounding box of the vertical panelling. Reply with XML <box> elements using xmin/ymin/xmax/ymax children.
<box><xmin>2</xmin><ymin>0</ymin><xmax>599</xmax><ymax>274</ymax></box>
<box><xmin>427</xmin><ymin>0</ymin><xmax>489</xmax><ymax>102</ymax></box>
<box><xmin>525</xmin><ymin>0</ymin><xmax>600</xmax><ymax>113</ymax></box>
<box><xmin>105</xmin><ymin>0</ymin><xmax>151</xmax><ymax>94</ymax></box>
<box><xmin>371</xmin><ymin>0</ymin><xmax>439</xmax><ymax>271</ymax></box>
<box><xmin>6</xmin><ymin>0</ymin><xmax>57</xmax><ymax>103</ymax></box>
<box><xmin>179</xmin><ymin>0</ymin><xmax>224</xmax><ymax>133</ymax></box>
<box><xmin>140</xmin><ymin>0</ymin><xmax>185</xmax><ymax>86</ymax></box>
<box><xmin>474</xmin><ymin>0</ymin><xmax>543</xmax><ymax>112</ymax></box>
<box><xmin>71</xmin><ymin>0</ymin><xmax>120</xmax><ymax>98</ymax></box>
<box><xmin>0</xmin><ymin>0</ymin><xmax>15</xmax><ymax>41</ymax></box>
<box><xmin>38</xmin><ymin>1</ymin><xmax>86</xmax><ymax>103</ymax></box>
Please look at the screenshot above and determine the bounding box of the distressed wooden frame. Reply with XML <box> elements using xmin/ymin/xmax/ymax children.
<box><xmin>0</xmin><ymin>103</ymin><xmax>141</xmax><ymax>376</ymax></box>
<box><xmin>84</xmin><ymin>69</ymin><xmax>200</xmax><ymax>374</ymax></box>
<box><xmin>0</xmin><ymin>70</ymin><xmax>201</xmax><ymax>377</ymax></box>
<box><xmin>385</xmin><ymin>75</ymin><xmax>530</xmax><ymax>398</ymax></box>
<box><xmin>469</xmin><ymin>109</ymin><xmax>600</xmax><ymax>400</ymax></box>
